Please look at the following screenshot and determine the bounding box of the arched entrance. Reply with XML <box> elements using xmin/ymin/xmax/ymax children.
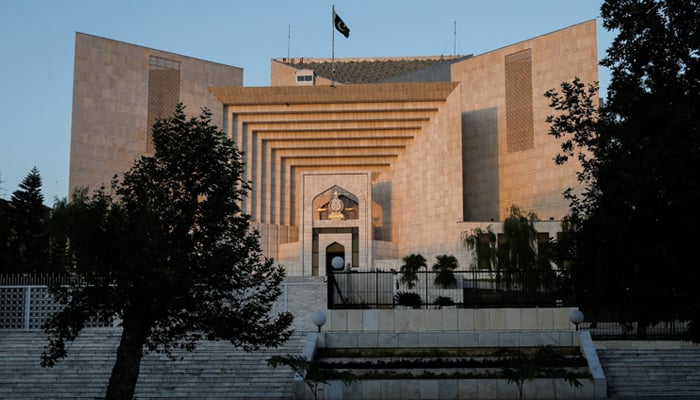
<box><xmin>325</xmin><ymin>242</ymin><xmax>346</xmax><ymax>274</ymax></box>
<box><xmin>302</xmin><ymin>173</ymin><xmax>372</xmax><ymax>276</ymax></box>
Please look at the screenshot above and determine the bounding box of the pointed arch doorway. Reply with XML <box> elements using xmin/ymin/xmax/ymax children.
<box><xmin>325</xmin><ymin>242</ymin><xmax>346</xmax><ymax>274</ymax></box>
<box><xmin>315</xmin><ymin>233</ymin><xmax>353</xmax><ymax>276</ymax></box>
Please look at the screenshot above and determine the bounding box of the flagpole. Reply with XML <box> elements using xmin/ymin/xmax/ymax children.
<box><xmin>332</xmin><ymin>5</ymin><xmax>335</xmax><ymax>86</ymax></box>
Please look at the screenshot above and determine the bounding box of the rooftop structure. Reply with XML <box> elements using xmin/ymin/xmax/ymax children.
<box><xmin>271</xmin><ymin>55</ymin><xmax>470</xmax><ymax>85</ymax></box>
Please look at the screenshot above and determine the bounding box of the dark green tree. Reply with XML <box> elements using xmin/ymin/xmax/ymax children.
<box><xmin>399</xmin><ymin>253</ymin><xmax>426</xmax><ymax>289</ymax></box>
<box><xmin>464</xmin><ymin>206</ymin><xmax>554</xmax><ymax>300</ymax></box>
<box><xmin>44</xmin><ymin>196</ymin><xmax>73</xmax><ymax>274</ymax></box>
<box><xmin>546</xmin><ymin>0</ymin><xmax>700</xmax><ymax>338</ymax></box>
<box><xmin>499</xmin><ymin>205</ymin><xmax>539</xmax><ymax>292</ymax></box>
<box><xmin>41</xmin><ymin>104</ymin><xmax>294</xmax><ymax>399</ymax></box>
<box><xmin>3</xmin><ymin>167</ymin><xmax>50</xmax><ymax>273</ymax></box>
<box><xmin>432</xmin><ymin>254</ymin><xmax>458</xmax><ymax>289</ymax></box>
<box><xmin>462</xmin><ymin>226</ymin><xmax>497</xmax><ymax>271</ymax></box>
<box><xmin>0</xmin><ymin>198</ymin><xmax>11</xmax><ymax>272</ymax></box>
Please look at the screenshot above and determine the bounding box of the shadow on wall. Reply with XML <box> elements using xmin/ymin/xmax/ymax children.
<box><xmin>461</xmin><ymin>108</ymin><xmax>499</xmax><ymax>221</ymax></box>
<box><xmin>372</xmin><ymin>181</ymin><xmax>392</xmax><ymax>241</ymax></box>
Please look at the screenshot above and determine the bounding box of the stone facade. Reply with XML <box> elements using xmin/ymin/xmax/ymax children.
<box><xmin>69</xmin><ymin>32</ymin><xmax>243</xmax><ymax>193</ymax></box>
<box><xmin>455</xmin><ymin>20</ymin><xmax>598</xmax><ymax>222</ymax></box>
<box><xmin>68</xmin><ymin>20</ymin><xmax>598</xmax><ymax>276</ymax></box>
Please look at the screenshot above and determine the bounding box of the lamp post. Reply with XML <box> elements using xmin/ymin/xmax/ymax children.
<box><xmin>311</xmin><ymin>310</ymin><xmax>326</xmax><ymax>333</ymax></box>
<box><xmin>331</xmin><ymin>256</ymin><xmax>344</xmax><ymax>270</ymax></box>
<box><xmin>569</xmin><ymin>308</ymin><xmax>584</xmax><ymax>331</ymax></box>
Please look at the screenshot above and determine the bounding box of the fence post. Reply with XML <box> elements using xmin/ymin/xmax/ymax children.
<box><xmin>375</xmin><ymin>270</ymin><xmax>379</xmax><ymax>308</ymax></box>
<box><xmin>24</xmin><ymin>287</ymin><xmax>31</xmax><ymax>332</ymax></box>
<box><xmin>424</xmin><ymin>269</ymin><xmax>428</xmax><ymax>309</ymax></box>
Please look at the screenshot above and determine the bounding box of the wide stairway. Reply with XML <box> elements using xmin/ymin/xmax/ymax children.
<box><xmin>0</xmin><ymin>329</ymin><xmax>306</xmax><ymax>399</ymax></box>
<box><xmin>598</xmin><ymin>347</ymin><xmax>700</xmax><ymax>398</ymax></box>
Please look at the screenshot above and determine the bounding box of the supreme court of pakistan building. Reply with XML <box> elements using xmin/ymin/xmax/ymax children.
<box><xmin>68</xmin><ymin>20</ymin><xmax>599</xmax><ymax>276</ymax></box>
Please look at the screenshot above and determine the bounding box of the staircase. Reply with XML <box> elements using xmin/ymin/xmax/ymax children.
<box><xmin>0</xmin><ymin>329</ymin><xmax>306</xmax><ymax>399</ymax></box>
<box><xmin>598</xmin><ymin>347</ymin><xmax>700</xmax><ymax>398</ymax></box>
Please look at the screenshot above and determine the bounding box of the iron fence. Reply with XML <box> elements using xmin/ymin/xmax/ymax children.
<box><xmin>0</xmin><ymin>274</ymin><xmax>115</xmax><ymax>331</ymax></box>
<box><xmin>0</xmin><ymin>276</ymin><xmax>322</xmax><ymax>332</ymax></box>
<box><xmin>2</xmin><ymin>273</ymin><xmax>690</xmax><ymax>340</ymax></box>
<box><xmin>579</xmin><ymin>320</ymin><xmax>690</xmax><ymax>340</ymax></box>
<box><xmin>327</xmin><ymin>268</ymin><xmax>571</xmax><ymax>309</ymax></box>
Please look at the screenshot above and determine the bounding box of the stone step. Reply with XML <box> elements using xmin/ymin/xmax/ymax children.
<box><xmin>0</xmin><ymin>329</ymin><xmax>307</xmax><ymax>399</ymax></box>
<box><xmin>601</xmin><ymin>356</ymin><xmax>700</xmax><ymax>363</ymax></box>
<box><xmin>598</xmin><ymin>347</ymin><xmax>700</xmax><ymax>398</ymax></box>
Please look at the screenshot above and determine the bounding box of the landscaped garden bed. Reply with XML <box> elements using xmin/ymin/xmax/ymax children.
<box><xmin>314</xmin><ymin>346</ymin><xmax>589</xmax><ymax>378</ymax></box>
<box><xmin>273</xmin><ymin>344</ymin><xmax>599</xmax><ymax>399</ymax></box>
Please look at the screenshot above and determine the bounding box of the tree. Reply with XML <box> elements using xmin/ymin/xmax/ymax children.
<box><xmin>0</xmin><ymin>173</ymin><xmax>5</xmax><ymax>199</ymax></box>
<box><xmin>499</xmin><ymin>205</ymin><xmax>540</xmax><ymax>292</ymax></box>
<box><xmin>462</xmin><ymin>226</ymin><xmax>497</xmax><ymax>271</ymax></box>
<box><xmin>42</xmin><ymin>104</ymin><xmax>294</xmax><ymax>399</ymax></box>
<box><xmin>0</xmin><ymin>198</ymin><xmax>11</xmax><ymax>272</ymax></box>
<box><xmin>45</xmin><ymin>195</ymin><xmax>74</xmax><ymax>274</ymax></box>
<box><xmin>3</xmin><ymin>167</ymin><xmax>50</xmax><ymax>273</ymax></box>
<box><xmin>399</xmin><ymin>253</ymin><xmax>426</xmax><ymax>289</ymax></box>
<box><xmin>432</xmin><ymin>254</ymin><xmax>458</xmax><ymax>289</ymax></box>
<box><xmin>546</xmin><ymin>0</ymin><xmax>700</xmax><ymax>338</ymax></box>
<box><xmin>463</xmin><ymin>206</ymin><xmax>555</xmax><ymax>303</ymax></box>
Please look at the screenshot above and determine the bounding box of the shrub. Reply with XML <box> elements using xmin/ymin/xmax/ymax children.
<box><xmin>394</xmin><ymin>291</ymin><xmax>422</xmax><ymax>308</ymax></box>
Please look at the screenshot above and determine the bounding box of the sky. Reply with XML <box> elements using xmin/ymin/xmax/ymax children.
<box><xmin>0</xmin><ymin>0</ymin><xmax>615</xmax><ymax>205</ymax></box>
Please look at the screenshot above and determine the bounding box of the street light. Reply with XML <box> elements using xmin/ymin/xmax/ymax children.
<box><xmin>331</xmin><ymin>256</ymin><xmax>344</xmax><ymax>270</ymax></box>
<box><xmin>311</xmin><ymin>310</ymin><xmax>327</xmax><ymax>333</ymax></box>
<box><xmin>569</xmin><ymin>308</ymin><xmax>584</xmax><ymax>331</ymax></box>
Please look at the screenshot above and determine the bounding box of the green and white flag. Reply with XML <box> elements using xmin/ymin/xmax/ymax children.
<box><xmin>333</xmin><ymin>8</ymin><xmax>350</xmax><ymax>38</ymax></box>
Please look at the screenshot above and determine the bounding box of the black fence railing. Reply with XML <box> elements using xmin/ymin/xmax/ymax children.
<box><xmin>327</xmin><ymin>269</ymin><xmax>572</xmax><ymax>309</ymax></box>
<box><xmin>0</xmin><ymin>273</ymin><xmax>72</xmax><ymax>286</ymax></box>
<box><xmin>579</xmin><ymin>320</ymin><xmax>690</xmax><ymax>340</ymax></box>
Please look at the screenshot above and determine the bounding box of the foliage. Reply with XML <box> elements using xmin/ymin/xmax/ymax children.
<box><xmin>42</xmin><ymin>104</ymin><xmax>294</xmax><ymax>399</ymax></box>
<box><xmin>546</xmin><ymin>0</ymin><xmax>700</xmax><ymax>339</ymax></box>
<box><xmin>463</xmin><ymin>206</ymin><xmax>554</xmax><ymax>296</ymax></box>
<box><xmin>268</xmin><ymin>354</ymin><xmax>356</xmax><ymax>400</ymax></box>
<box><xmin>0</xmin><ymin>198</ymin><xmax>11</xmax><ymax>272</ymax></box>
<box><xmin>432</xmin><ymin>254</ymin><xmax>458</xmax><ymax>289</ymax></box>
<box><xmin>434</xmin><ymin>296</ymin><xmax>455</xmax><ymax>309</ymax></box>
<box><xmin>461</xmin><ymin>226</ymin><xmax>497</xmax><ymax>270</ymax></box>
<box><xmin>399</xmin><ymin>253</ymin><xmax>426</xmax><ymax>289</ymax></box>
<box><xmin>496</xmin><ymin>346</ymin><xmax>583</xmax><ymax>400</ymax></box>
<box><xmin>1</xmin><ymin>167</ymin><xmax>50</xmax><ymax>273</ymax></box>
<box><xmin>311</xmin><ymin>346</ymin><xmax>588</xmax><ymax>396</ymax></box>
<box><xmin>315</xmin><ymin>348</ymin><xmax>586</xmax><ymax>370</ymax></box>
<box><xmin>394</xmin><ymin>290</ymin><xmax>422</xmax><ymax>308</ymax></box>
<box><xmin>499</xmin><ymin>205</ymin><xmax>540</xmax><ymax>291</ymax></box>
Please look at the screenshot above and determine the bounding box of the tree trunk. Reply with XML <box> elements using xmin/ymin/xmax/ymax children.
<box><xmin>105</xmin><ymin>321</ymin><xmax>149</xmax><ymax>400</ymax></box>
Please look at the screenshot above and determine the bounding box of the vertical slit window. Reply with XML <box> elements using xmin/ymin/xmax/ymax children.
<box><xmin>147</xmin><ymin>56</ymin><xmax>180</xmax><ymax>152</ymax></box>
<box><xmin>505</xmin><ymin>49</ymin><xmax>534</xmax><ymax>152</ymax></box>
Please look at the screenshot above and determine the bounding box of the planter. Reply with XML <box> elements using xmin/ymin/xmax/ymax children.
<box><xmin>305</xmin><ymin>346</ymin><xmax>596</xmax><ymax>399</ymax></box>
<box><xmin>316</xmin><ymin>376</ymin><xmax>602</xmax><ymax>399</ymax></box>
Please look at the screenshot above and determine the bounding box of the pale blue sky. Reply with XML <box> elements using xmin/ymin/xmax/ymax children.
<box><xmin>0</xmin><ymin>0</ymin><xmax>614</xmax><ymax>205</ymax></box>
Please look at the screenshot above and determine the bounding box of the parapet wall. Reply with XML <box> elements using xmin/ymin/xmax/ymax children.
<box><xmin>324</xmin><ymin>307</ymin><xmax>576</xmax><ymax>332</ymax></box>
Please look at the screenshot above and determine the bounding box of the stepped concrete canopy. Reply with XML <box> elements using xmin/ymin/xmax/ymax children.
<box><xmin>69</xmin><ymin>20</ymin><xmax>598</xmax><ymax>276</ymax></box>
